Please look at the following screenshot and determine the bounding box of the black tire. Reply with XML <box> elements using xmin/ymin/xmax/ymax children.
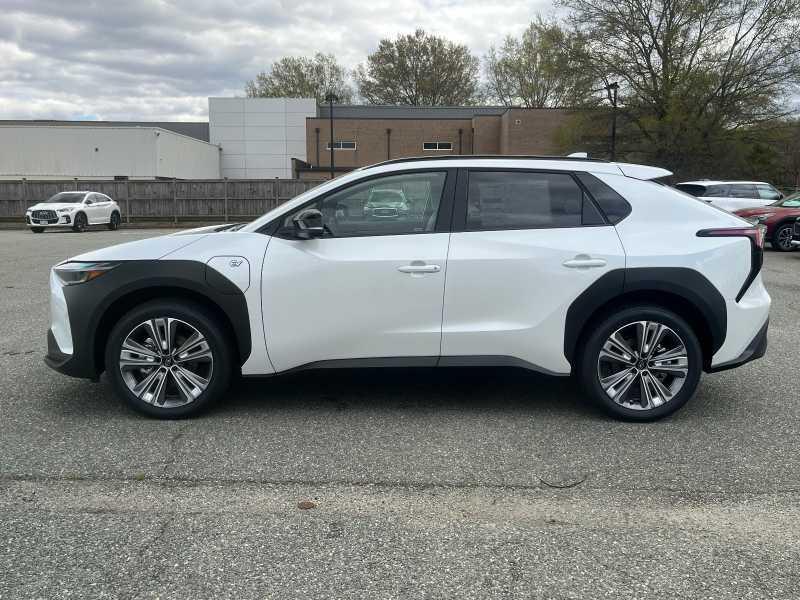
<box><xmin>578</xmin><ymin>305</ymin><xmax>703</xmax><ymax>421</ymax></box>
<box><xmin>108</xmin><ymin>211</ymin><xmax>121</xmax><ymax>231</ymax></box>
<box><xmin>771</xmin><ymin>223</ymin><xmax>796</xmax><ymax>252</ymax></box>
<box><xmin>104</xmin><ymin>299</ymin><xmax>233</xmax><ymax>419</ymax></box>
<box><xmin>72</xmin><ymin>212</ymin><xmax>87</xmax><ymax>233</ymax></box>
<box><xmin>30</xmin><ymin>227</ymin><xmax>44</xmax><ymax>233</ymax></box>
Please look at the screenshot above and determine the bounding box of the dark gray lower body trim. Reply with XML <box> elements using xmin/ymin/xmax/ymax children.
<box><xmin>706</xmin><ymin>319</ymin><xmax>768</xmax><ymax>373</ymax></box>
<box><xmin>244</xmin><ymin>355</ymin><xmax>570</xmax><ymax>378</ymax></box>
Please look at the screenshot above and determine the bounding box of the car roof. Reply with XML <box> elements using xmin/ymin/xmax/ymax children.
<box><xmin>677</xmin><ymin>180</ymin><xmax>771</xmax><ymax>186</ymax></box>
<box><xmin>362</xmin><ymin>155</ymin><xmax>672</xmax><ymax>181</ymax></box>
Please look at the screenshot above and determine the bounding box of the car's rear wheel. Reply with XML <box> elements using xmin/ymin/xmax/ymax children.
<box><xmin>108</xmin><ymin>211</ymin><xmax>121</xmax><ymax>231</ymax></box>
<box><xmin>579</xmin><ymin>306</ymin><xmax>702</xmax><ymax>421</ymax></box>
<box><xmin>30</xmin><ymin>227</ymin><xmax>44</xmax><ymax>233</ymax></box>
<box><xmin>104</xmin><ymin>300</ymin><xmax>233</xmax><ymax>418</ymax></box>
<box><xmin>72</xmin><ymin>212</ymin><xmax>87</xmax><ymax>233</ymax></box>
<box><xmin>772</xmin><ymin>223</ymin><xmax>795</xmax><ymax>252</ymax></box>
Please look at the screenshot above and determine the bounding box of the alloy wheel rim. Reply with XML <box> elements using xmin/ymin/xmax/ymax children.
<box><xmin>777</xmin><ymin>227</ymin><xmax>792</xmax><ymax>248</ymax></box>
<box><xmin>119</xmin><ymin>318</ymin><xmax>213</xmax><ymax>408</ymax></box>
<box><xmin>597</xmin><ymin>320</ymin><xmax>689</xmax><ymax>411</ymax></box>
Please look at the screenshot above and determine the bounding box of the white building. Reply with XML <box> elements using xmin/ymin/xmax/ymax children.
<box><xmin>209</xmin><ymin>97</ymin><xmax>316</xmax><ymax>179</ymax></box>
<box><xmin>0</xmin><ymin>124</ymin><xmax>221</xmax><ymax>180</ymax></box>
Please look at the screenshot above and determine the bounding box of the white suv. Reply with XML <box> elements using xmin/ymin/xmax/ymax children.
<box><xmin>674</xmin><ymin>180</ymin><xmax>783</xmax><ymax>212</ymax></box>
<box><xmin>26</xmin><ymin>191</ymin><xmax>121</xmax><ymax>233</ymax></box>
<box><xmin>44</xmin><ymin>157</ymin><xmax>770</xmax><ymax>421</ymax></box>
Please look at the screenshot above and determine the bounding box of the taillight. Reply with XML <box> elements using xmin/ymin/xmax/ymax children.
<box><xmin>697</xmin><ymin>226</ymin><xmax>764</xmax><ymax>248</ymax></box>
<box><xmin>697</xmin><ymin>227</ymin><xmax>764</xmax><ymax>301</ymax></box>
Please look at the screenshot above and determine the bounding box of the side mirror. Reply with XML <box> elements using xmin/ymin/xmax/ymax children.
<box><xmin>84</xmin><ymin>198</ymin><xmax>93</xmax><ymax>205</ymax></box>
<box><xmin>292</xmin><ymin>208</ymin><xmax>324</xmax><ymax>239</ymax></box>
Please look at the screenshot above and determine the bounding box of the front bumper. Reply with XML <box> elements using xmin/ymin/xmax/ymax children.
<box><xmin>706</xmin><ymin>318</ymin><xmax>768</xmax><ymax>373</ymax></box>
<box><xmin>27</xmin><ymin>214</ymin><xmax>73</xmax><ymax>227</ymax></box>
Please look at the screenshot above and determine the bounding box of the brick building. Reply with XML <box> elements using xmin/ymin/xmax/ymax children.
<box><xmin>296</xmin><ymin>105</ymin><xmax>574</xmax><ymax>179</ymax></box>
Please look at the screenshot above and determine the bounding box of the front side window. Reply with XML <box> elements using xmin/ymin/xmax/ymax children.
<box><xmin>281</xmin><ymin>171</ymin><xmax>447</xmax><ymax>237</ymax></box>
<box><xmin>423</xmin><ymin>142</ymin><xmax>452</xmax><ymax>151</ymax></box>
<box><xmin>702</xmin><ymin>185</ymin><xmax>729</xmax><ymax>197</ymax></box>
<box><xmin>466</xmin><ymin>171</ymin><xmax>584</xmax><ymax>230</ymax></box>
<box><xmin>757</xmin><ymin>184</ymin><xmax>781</xmax><ymax>201</ymax></box>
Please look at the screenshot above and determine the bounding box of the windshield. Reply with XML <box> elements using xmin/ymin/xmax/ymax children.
<box><xmin>773</xmin><ymin>192</ymin><xmax>800</xmax><ymax>207</ymax></box>
<box><xmin>43</xmin><ymin>192</ymin><xmax>86</xmax><ymax>204</ymax></box>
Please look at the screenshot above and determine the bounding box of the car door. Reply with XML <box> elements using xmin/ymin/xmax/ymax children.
<box><xmin>440</xmin><ymin>169</ymin><xmax>626</xmax><ymax>375</ymax></box>
<box><xmin>261</xmin><ymin>169</ymin><xmax>455</xmax><ymax>372</ymax></box>
<box><xmin>82</xmin><ymin>193</ymin><xmax>100</xmax><ymax>223</ymax></box>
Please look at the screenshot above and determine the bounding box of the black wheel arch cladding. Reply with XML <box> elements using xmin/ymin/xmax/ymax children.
<box><xmin>57</xmin><ymin>260</ymin><xmax>251</xmax><ymax>378</ymax></box>
<box><xmin>564</xmin><ymin>267</ymin><xmax>727</xmax><ymax>368</ymax></box>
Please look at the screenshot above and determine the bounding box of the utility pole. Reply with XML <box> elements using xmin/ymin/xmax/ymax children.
<box><xmin>606</xmin><ymin>82</ymin><xmax>619</xmax><ymax>161</ymax></box>
<box><xmin>325</xmin><ymin>93</ymin><xmax>338</xmax><ymax>179</ymax></box>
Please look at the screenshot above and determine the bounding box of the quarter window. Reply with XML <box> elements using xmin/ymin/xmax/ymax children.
<box><xmin>423</xmin><ymin>142</ymin><xmax>452</xmax><ymax>151</ymax></box>
<box><xmin>281</xmin><ymin>171</ymin><xmax>447</xmax><ymax>238</ymax></box>
<box><xmin>466</xmin><ymin>171</ymin><xmax>586</xmax><ymax>230</ymax></box>
<box><xmin>756</xmin><ymin>184</ymin><xmax>781</xmax><ymax>201</ymax></box>
<box><xmin>326</xmin><ymin>141</ymin><xmax>356</xmax><ymax>150</ymax></box>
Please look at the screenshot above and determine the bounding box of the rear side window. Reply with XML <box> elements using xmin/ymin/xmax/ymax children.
<box><xmin>466</xmin><ymin>171</ymin><xmax>585</xmax><ymax>230</ymax></box>
<box><xmin>729</xmin><ymin>184</ymin><xmax>758</xmax><ymax>198</ymax></box>
<box><xmin>575</xmin><ymin>172</ymin><xmax>631</xmax><ymax>224</ymax></box>
<box><xmin>703</xmin><ymin>185</ymin><xmax>729</xmax><ymax>197</ymax></box>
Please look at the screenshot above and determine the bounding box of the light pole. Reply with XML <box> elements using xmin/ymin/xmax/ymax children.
<box><xmin>606</xmin><ymin>82</ymin><xmax>619</xmax><ymax>161</ymax></box>
<box><xmin>325</xmin><ymin>92</ymin><xmax>338</xmax><ymax>179</ymax></box>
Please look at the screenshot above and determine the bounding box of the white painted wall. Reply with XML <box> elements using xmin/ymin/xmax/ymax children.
<box><xmin>0</xmin><ymin>126</ymin><xmax>220</xmax><ymax>180</ymax></box>
<box><xmin>209</xmin><ymin>97</ymin><xmax>316</xmax><ymax>179</ymax></box>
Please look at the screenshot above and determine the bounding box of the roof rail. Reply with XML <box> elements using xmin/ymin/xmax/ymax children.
<box><xmin>368</xmin><ymin>154</ymin><xmax>610</xmax><ymax>168</ymax></box>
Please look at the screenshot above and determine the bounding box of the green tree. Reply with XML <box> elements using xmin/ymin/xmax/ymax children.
<box><xmin>355</xmin><ymin>29</ymin><xmax>480</xmax><ymax>105</ymax></box>
<box><xmin>245</xmin><ymin>53</ymin><xmax>353</xmax><ymax>103</ymax></box>
<box><xmin>485</xmin><ymin>19</ymin><xmax>597</xmax><ymax>108</ymax></box>
<box><xmin>559</xmin><ymin>0</ymin><xmax>800</xmax><ymax>177</ymax></box>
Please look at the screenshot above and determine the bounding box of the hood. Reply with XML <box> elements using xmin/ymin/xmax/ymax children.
<box><xmin>170</xmin><ymin>223</ymin><xmax>242</xmax><ymax>236</ymax></box>
<box><xmin>28</xmin><ymin>202</ymin><xmax>80</xmax><ymax>211</ymax></box>
<box><xmin>64</xmin><ymin>233</ymin><xmax>208</xmax><ymax>263</ymax></box>
<box><xmin>734</xmin><ymin>207</ymin><xmax>777</xmax><ymax>217</ymax></box>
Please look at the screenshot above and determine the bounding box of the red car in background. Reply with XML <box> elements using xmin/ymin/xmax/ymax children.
<box><xmin>735</xmin><ymin>193</ymin><xmax>800</xmax><ymax>251</ymax></box>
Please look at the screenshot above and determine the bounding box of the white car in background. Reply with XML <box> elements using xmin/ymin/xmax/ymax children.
<box><xmin>26</xmin><ymin>191</ymin><xmax>121</xmax><ymax>233</ymax></box>
<box><xmin>674</xmin><ymin>181</ymin><xmax>783</xmax><ymax>212</ymax></box>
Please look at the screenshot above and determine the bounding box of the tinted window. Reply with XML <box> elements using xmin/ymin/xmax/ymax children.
<box><xmin>281</xmin><ymin>171</ymin><xmax>446</xmax><ymax>238</ymax></box>
<box><xmin>466</xmin><ymin>171</ymin><xmax>583</xmax><ymax>230</ymax></box>
<box><xmin>674</xmin><ymin>184</ymin><xmax>705</xmax><ymax>197</ymax></box>
<box><xmin>729</xmin><ymin>184</ymin><xmax>758</xmax><ymax>198</ymax></box>
<box><xmin>756</xmin><ymin>184</ymin><xmax>781</xmax><ymax>201</ymax></box>
<box><xmin>702</xmin><ymin>185</ymin><xmax>729</xmax><ymax>197</ymax></box>
<box><xmin>575</xmin><ymin>172</ymin><xmax>631</xmax><ymax>224</ymax></box>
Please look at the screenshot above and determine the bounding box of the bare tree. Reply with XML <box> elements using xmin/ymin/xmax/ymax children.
<box><xmin>485</xmin><ymin>19</ymin><xmax>597</xmax><ymax>108</ymax></box>
<box><xmin>355</xmin><ymin>29</ymin><xmax>480</xmax><ymax>105</ymax></box>
<box><xmin>246</xmin><ymin>53</ymin><xmax>353</xmax><ymax>103</ymax></box>
<box><xmin>560</xmin><ymin>0</ymin><xmax>800</xmax><ymax>174</ymax></box>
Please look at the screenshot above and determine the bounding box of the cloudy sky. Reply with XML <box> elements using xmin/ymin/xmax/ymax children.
<box><xmin>0</xmin><ymin>0</ymin><xmax>550</xmax><ymax>122</ymax></box>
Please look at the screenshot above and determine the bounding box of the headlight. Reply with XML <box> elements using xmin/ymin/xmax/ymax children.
<box><xmin>54</xmin><ymin>262</ymin><xmax>119</xmax><ymax>286</ymax></box>
<box><xmin>747</xmin><ymin>214</ymin><xmax>770</xmax><ymax>224</ymax></box>
<box><xmin>57</xmin><ymin>207</ymin><xmax>73</xmax><ymax>213</ymax></box>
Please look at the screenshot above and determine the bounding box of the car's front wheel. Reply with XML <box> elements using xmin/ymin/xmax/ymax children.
<box><xmin>72</xmin><ymin>212</ymin><xmax>87</xmax><ymax>233</ymax></box>
<box><xmin>579</xmin><ymin>306</ymin><xmax>702</xmax><ymax>421</ymax></box>
<box><xmin>104</xmin><ymin>300</ymin><xmax>233</xmax><ymax>418</ymax></box>
<box><xmin>772</xmin><ymin>223</ymin><xmax>796</xmax><ymax>252</ymax></box>
<box><xmin>108</xmin><ymin>211</ymin><xmax>121</xmax><ymax>231</ymax></box>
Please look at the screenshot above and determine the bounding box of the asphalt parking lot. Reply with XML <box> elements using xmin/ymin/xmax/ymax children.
<box><xmin>1</xmin><ymin>228</ymin><xmax>799</xmax><ymax>599</ymax></box>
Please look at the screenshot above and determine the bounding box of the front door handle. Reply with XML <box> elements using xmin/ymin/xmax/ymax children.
<box><xmin>562</xmin><ymin>255</ymin><xmax>607</xmax><ymax>269</ymax></box>
<box><xmin>397</xmin><ymin>262</ymin><xmax>441</xmax><ymax>274</ymax></box>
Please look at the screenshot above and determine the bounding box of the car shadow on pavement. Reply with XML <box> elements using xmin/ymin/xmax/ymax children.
<box><xmin>213</xmin><ymin>366</ymin><xmax>603</xmax><ymax>420</ymax></box>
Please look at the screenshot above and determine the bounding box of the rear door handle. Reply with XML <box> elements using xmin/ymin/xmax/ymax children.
<box><xmin>398</xmin><ymin>263</ymin><xmax>441</xmax><ymax>274</ymax></box>
<box><xmin>562</xmin><ymin>255</ymin><xmax>607</xmax><ymax>269</ymax></box>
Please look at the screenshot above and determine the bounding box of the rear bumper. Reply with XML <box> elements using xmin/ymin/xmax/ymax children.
<box><xmin>706</xmin><ymin>318</ymin><xmax>768</xmax><ymax>373</ymax></box>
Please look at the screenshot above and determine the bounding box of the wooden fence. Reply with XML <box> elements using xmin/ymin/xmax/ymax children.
<box><xmin>0</xmin><ymin>178</ymin><xmax>324</xmax><ymax>223</ymax></box>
